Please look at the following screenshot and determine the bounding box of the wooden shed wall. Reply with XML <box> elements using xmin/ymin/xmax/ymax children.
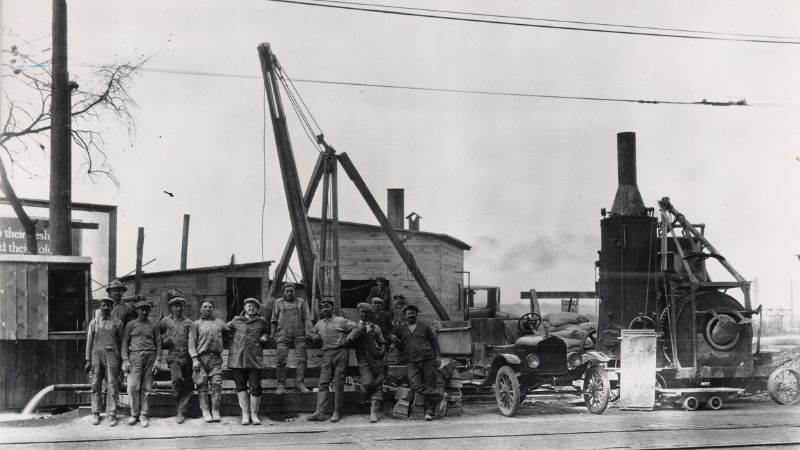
<box><xmin>129</xmin><ymin>268</ymin><xmax>271</xmax><ymax>321</ymax></box>
<box><xmin>310</xmin><ymin>222</ymin><xmax>465</xmax><ymax>322</ymax></box>
<box><xmin>0</xmin><ymin>262</ymin><xmax>49</xmax><ymax>340</ymax></box>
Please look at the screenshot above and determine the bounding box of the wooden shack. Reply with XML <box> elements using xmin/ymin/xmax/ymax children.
<box><xmin>120</xmin><ymin>261</ymin><xmax>273</xmax><ymax>322</ymax></box>
<box><xmin>0</xmin><ymin>255</ymin><xmax>92</xmax><ymax>410</ymax></box>
<box><xmin>308</xmin><ymin>217</ymin><xmax>471</xmax><ymax>322</ymax></box>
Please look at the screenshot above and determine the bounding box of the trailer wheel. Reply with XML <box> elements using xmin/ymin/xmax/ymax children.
<box><xmin>706</xmin><ymin>396</ymin><xmax>723</xmax><ymax>410</ymax></box>
<box><xmin>583</xmin><ymin>365</ymin><xmax>610</xmax><ymax>414</ymax></box>
<box><xmin>495</xmin><ymin>366</ymin><xmax>521</xmax><ymax>417</ymax></box>
<box><xmin>767</xmin><ymin>367</ymin><xmax>800</xmax><ymax>405</ymax></box>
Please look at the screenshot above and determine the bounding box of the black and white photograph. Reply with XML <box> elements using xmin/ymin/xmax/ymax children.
<box><xmin>0</xmin><ymin>1</ymin><xmax>798</xmax><ymax>448</ymax></box>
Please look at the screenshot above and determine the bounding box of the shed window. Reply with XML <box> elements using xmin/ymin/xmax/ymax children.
<box><xmin>48</xmin><ymin>266</ymin><xmax>87</xmax><ymax>332</ymax></box>
<box><xmin>340</xmin><ymin>279</ymin><xmax>388</xmax><ymax>309</ymax></box>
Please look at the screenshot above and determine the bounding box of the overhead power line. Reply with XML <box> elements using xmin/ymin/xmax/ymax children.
<box><xmin>310</xmin><ymin>0</ymin><xmax>800</xmax><ymax>42</ymax></box>
<box><xmin>114</xmin><ymin>64</ymin><xmax>756</xmax><ymax>108</ymax></box>
<box><xmin>265</xmin><ymin>0</ymin><xmax>800</xmax><ymax>46</ymax></box>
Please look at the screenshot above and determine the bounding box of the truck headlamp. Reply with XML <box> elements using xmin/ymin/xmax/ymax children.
<box><xmin>526</xmin><ymin>353</ymin><xmax>540</xmax><ymax>369</ymax></box>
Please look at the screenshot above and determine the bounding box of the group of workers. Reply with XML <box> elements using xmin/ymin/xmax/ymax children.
<box><xmin>85</xmin><ymin>276</ymin><xmax>443</xmax><ymax>428</ymax></box>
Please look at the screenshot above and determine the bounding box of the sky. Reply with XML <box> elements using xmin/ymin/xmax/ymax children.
<box><xmin>1</xmin><ymin>0</ymin><xmax>799</xmax><ymax>314</ymax></box>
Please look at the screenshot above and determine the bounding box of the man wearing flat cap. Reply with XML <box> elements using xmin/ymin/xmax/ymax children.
<box><xmin>158</xmin><ymin>297</ymin><xmax>194</xmax><ymax>423</ymax></box>
<box><xmin>307</xmin><ymin>299</ymin><xmax>357</xmax><ymax>422</ymax></box>
<box><xmin>271</xmin><ymin>282</ymin><xmax>312</xmax><ymax>395</ymax></box>
<box><xmin>85</xmin><ymin>297</ymin><xmax>124</xmax><ymax>426</ymax></box>
<box><xmin>389</xmin><ymin>304</ymin><xmax>442</xmax><ymax>421</ymax></box>
<box><xmin>122</xmin><ymin>301</ymin><xmax>162</xmax><ymax>427</ymax></box>
<box><xmin>366</xmin><ymin>276</ymin><xmax>391</xmax><ymax>312</ymax></box>
<box><xmin>227</xmin><ymin>297</ymin><xmax>269</xmax><ymax>425</ymax></box>
<box><xmin>370</xmin><ymin>297</ymin><xmax>394</xmax><ymax>341</ymax></box>
<box><xmin>351</xmin><ymin>302</ymin><xmax>387</xmax><ymax>423</ymax></box>
<box><xmin>107</xmin><ymin>279</ymin><xmax>137</xmax><ymax>329</ymax></box>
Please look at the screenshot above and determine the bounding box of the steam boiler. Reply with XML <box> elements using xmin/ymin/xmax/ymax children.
<box><xmin>595</xmin><ymin>132</ymin><xmax>762</xmax><ymax>396</ymax></box>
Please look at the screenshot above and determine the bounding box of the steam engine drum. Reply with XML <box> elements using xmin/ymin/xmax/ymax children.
<box><xmin>672</xmin><ymin>290</ymin><xmax>752</xmax><ymax>369</ymax></box>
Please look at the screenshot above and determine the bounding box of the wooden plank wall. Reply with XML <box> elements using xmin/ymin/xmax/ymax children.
<box><xmin>0</xmin><ymin>262</ymin><xmax>48</xmax><ymax>340</ymax></box>
<box><xmin>309</xmin><ymin>222</ymin><xmax>465</xmax><ymax>322</ymax></box>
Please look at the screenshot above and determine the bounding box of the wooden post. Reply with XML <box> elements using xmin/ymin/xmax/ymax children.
<box><xmin>319</xmin><ymin>154</ymin><xmax>331</xmax><ymax>306</ymax></box>
<box><xmin>331</xmin><ymin>158</ymin><xmax>341</xmax><ymax>312</ymax></box>
<box><xmin>268</xmin><ymin>153</ymin><xmax>325</xmax><ymax>298</ymax></box>
<box><xmin>337</xmin><ymin>152</ymin><xmax>450</xmax><ymax>321</ymax></box>
<box><xmin>258</xmin><ymin>43</ymin><xmax>316</xmax><ymax>297</ymax></box>
<box><xmin>135</xmin><ymin>227</ymin><xmax>144</xmax><ymax>294</ymax></box>
<box><xmin>180</xmin><ymin>214</ymin><xmax>190</xmax><ymax>270</ymax></box>
<box><xmin>49</xmin><ymin>0</ymin><xmax>72</xmax><ymax>256</ymax></box>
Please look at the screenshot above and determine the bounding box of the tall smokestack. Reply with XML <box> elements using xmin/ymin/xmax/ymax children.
<box><xmin>610</xmin><ymin>132</ymin><xmax>647</xmax><ymax>216</ymax></box>
<box><xmin>387</xmin><ymin>188</ymin><xmax>404</xmax><ymax>229</ymax></box>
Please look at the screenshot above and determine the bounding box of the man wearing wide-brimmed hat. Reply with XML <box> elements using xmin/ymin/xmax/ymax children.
<box><xmin>389</xmin><ymin>304</ymin><xmax>442</xmax><ymax>421</ymax></box>
<box><xmin>107</xmin><ymin>279</ymin><xmax>136</xmax><ymax>328</ymax></box>
<box><xmin>85</xmin><ymin>297</ymin><xmax>124</xmax><ymax>427</ymax></box>
<box><xmin>122</xmin><ymin>301</ymin><xmax>162</xmax><ymax>428</ymax></box>
<box><xmin>270</xmin><ymin>282</ymin><xmax>312</xmax><ymax>395</ymax></box>
<box><xmin>158</xmin><ymin>297</ymin><xmax>194</xmax><ymax>423</ymax></box>
<box><xmin>227</xmin><ymin>297</ymin><xmax>269</xmax><ymax>425</ymax></box>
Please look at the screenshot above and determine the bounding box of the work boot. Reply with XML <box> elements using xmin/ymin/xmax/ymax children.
<box><xmin>276</xmin><ymin>366</ymin><xmax>287</xmax><ymax>395</ymax></box>
<box><xmin>329</xmin><ymin>392</ymin><xmax>343</xmax><ymax>422</ymax></box>
<box><xmin>176</xmin><ymin>391</ymin><xmax>192</xmax><ymax>422</ymax></box>
<box><xmin>306</xmin><ymin>391</ymin><xmax>328</xmax><ymax>421</ymax></box>
<box><xmin>250</xmin><ymin>395</ymin><xmax>261</xmax><ymax>425</ymax></box>
<box><xmin>424</xmin><ymin>413</ymin><xmax>433</xmax><ymax>421</ymax></box>
<box><xmin>211</xmin><ymin>392</ymin><xmax>222</xmax><ymax>422</ymax></box>
<box><xmin>295</xmin><ymin>362</ymin><xmax>309</xmax><ymax>393</ymax></box>
<box><xmin>198</xmin><ymin>392</ymin><xmax>213</xmax><ymax>422</ymax></box>
<box><xmin>176</xmin><ymin>413</ymin><xmax>185</xmax><ymax>424</ymax></box>
<box><xmin>237</xmin><ymin>391</ymin><xmax>251</xmax><ymax>425</ymax></box>
<box><xmin>92</xmin><ymin>413</ymin><xmax>101</xmax><ymax>425</ymax></box>
<box><xmin>370</xmin><ymin>399</ymin><xmax>380</xmax><ymax>423</ymax></box>
<box><xmin>139</xmin><ymin>415</ymin><xmax>149</xmax><ymax>428</ymax></box>
<box><xmin>127</xmin><ymin>416</ymin><xmax>138</xmax><ymax>426</ymax></box>
<box><xmin>108</xmin><ymin>415</ymin><xmax>118</xmax><ymax>427</ymax></box>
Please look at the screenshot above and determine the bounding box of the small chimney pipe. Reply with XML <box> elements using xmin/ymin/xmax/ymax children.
<box><xmin>609</xmin><ymin>132</ymin><xmax>647</xmax><ymax>217</ymax></box>
<box><xmin>387</xmin><ymin>188</ymin><xmax>404</xmax><ymax>229</ymax></box>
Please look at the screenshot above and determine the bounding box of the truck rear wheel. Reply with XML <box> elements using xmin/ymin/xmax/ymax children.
<box><xmin>495</xmin><ymin>365</ymin><xmax>521</xmax><ymax>417</ymax></box>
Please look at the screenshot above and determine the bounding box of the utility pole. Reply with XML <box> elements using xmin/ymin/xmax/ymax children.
<box><xmin>49</xmin><ymin>0</ymin><xmax>72</xmax><ymax>255</ymax></box>
<box><xmin>180</xmin><ymin>214</ymin><xmax>190</xmax><ymax>270</ymax></box>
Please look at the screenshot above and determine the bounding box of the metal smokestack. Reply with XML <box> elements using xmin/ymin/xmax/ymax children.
<box><xmin>610</xmin><ymin>132</ymin><xmax>647</xmax><ymax>216</ymax></box>
<box><xmin>387</xmin><ymin>188</ymin><xmax>404</xmax><ymax>229</ymax></box>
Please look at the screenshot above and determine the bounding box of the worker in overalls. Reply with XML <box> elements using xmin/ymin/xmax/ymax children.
<box><xmin>227</xmin><ymin>298</ymin><xmax>269</xmax><ymax>425</ymax></box>
<box><xmin>352</xmin><ymin>302</ymin><xmax>387</xmax><ymax>423</ymax></box>
<box><xmin>189</xmin><ymin>300</ymin><xmax>228</xmax><ymax>422</ymax></box>
<box><xmin>158</xmin><ymin>297</ymin><xmax>194</xmax><ymax>424</ymax></box>
<box><xmin>307</xmin><ymin>299</ymin><xmax>357</xmax><ymax>422</ymax></box>
<box><xmin>122</xmin><ymin>301</ymin><xmax>162</xmax><ymax>427</ymax></box>
<box><xmin>271</xmin><ymin>283</ymin><xmax>312</xmax><ymax>394</ymax></box>
<box><xmin>85</xmin><ymin>297</ymin><xmax>124</xmax><ymax>426</ymax></box>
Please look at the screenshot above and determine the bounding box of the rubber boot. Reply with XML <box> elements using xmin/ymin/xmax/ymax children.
<box><xmin>295</xmin><ymin>362</ymin><xmax>309</xmax><ymax>393</ymax></box>
<box><xmin>306</xmin><ymin>391</ymin><xmax>328</xmax><ymax>421</ymax></box>
<box><xmin>198</xmin><ymin>392</ymin><xmax>213</xmax><ymax>422</ymax></box>
<box><xmin>369</xmin><ymin>399</ymin><xmax>380</xmax><ymax>423</ymax></box>
<box><xmin>238</xmin><ymin>391</ymin><xmax>251</xmax><ymax>425</ymax></box>
<box><xmin>249</xmin><ymin>395</ymin><xmax>261</xmax><ymax>425</ymax></box>
<box><xmin>329</xmin><ymin>392</ymin><xmax>343</xmax><ymax>422</ymax></box>
<box><xmin>211</xmin><ymin>392</ymin><xmax>222</xmax><ymax>422</ymax></box>
<box><xmin>275</xmin><ymin>366</ymin><xmax>287</xmax><ymax>395</ymax></box>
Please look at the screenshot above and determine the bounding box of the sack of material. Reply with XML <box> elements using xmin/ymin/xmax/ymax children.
<box><xmin>543</xmin><ymin>312</ymin><xmax>580</xmax><ymax>327</ymax></box>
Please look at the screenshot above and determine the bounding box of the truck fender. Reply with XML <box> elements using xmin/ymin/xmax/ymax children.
<box><xmin>481</xmin><ymin>354</ymin><xmax>522</xmax><ymax>387</ymax></box>
<box><xmin>582</xmin><ymin>350</ymin><xmax>612</xmax><ymax>365</ymax></box>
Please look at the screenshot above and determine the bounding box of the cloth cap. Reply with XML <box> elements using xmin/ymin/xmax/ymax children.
<box><xmin>375</xmin><ymin>276</ymin><xmax>386</xmax><ymax>282</ymax></box>
<box><xmin>106</xmin><ymin>279</ymin><xmax>128</xmax><ymax>292</ymax></box>
<box><xmin>96</xmin><ymin>297</ymin><xmax>113</xmax><ymax>304</ymax></box>
<box><xmin>402</xmin><ymin>304</ymin><xmax>419</xmax><ymax>314</ymax></box>
<box><xmin>320</xmin><ymin>299</ymin><xmax>334</xmax><ymax>307</ymax></box>
<box><xmin>356</xmin><ymin>302</ymin><xmax>372</xmax><ymax>311</ymax></box>
<box><xmin>168</xmin><ymin>297</ymin><xmax>187</xmax><ymax>307</ymax></box>
<box><xmin>243</xmin><ymin>297</ymin><xmax>262</xmax><ymax>309</ymax></box>
<box><xmin>134</xmin><ymin>301</ymin><xmax>152</xmax><ymax>310</ymax></box>
<box><xmin>370</xmin><ymin>297</ymin><xmax>384</xmax><ymax>304</ymax></box>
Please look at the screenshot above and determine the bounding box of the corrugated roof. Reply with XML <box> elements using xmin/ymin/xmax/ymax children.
<box><xmin>308</xmin><ymin>217</ymin><xmax>471</xmax><ymax>250</ymax></box>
